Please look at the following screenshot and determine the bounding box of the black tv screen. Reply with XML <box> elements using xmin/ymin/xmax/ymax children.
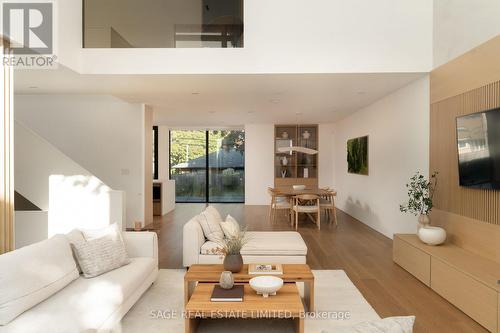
<box><xmin>456</xmin><ymin>107</ymin><xmax>500</xmax><ymax>189</ymax></box>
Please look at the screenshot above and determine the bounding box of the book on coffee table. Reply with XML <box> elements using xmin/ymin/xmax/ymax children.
<box><xmin>210</xmin><ymin>285</ymin><xmax>244</xmax><ymax>302</ymax></box>
<box><xmin>248</xmin><ymin>264</ymin><xmax>283</xmax><ymax>275</ymax></box>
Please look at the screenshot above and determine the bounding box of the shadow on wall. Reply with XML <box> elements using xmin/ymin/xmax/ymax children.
<box><xmin>48</xmin><ymin>175</ymin><xmax>125</xmax><ymax>236</ymax></box>
<box><xmin>344</xmin><ymin>196</ymin><xmax>383</xmax><ymax>233</ymax></box>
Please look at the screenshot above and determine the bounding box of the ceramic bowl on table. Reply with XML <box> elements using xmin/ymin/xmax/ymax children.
<box><xmin>292</xmin><ymin>185</ymin><xmax>306</xmax><ymax>191</ymax></box>
<box><xmin>249</xmin><ymin>276</ymin><xmax>284</xmax><ymax>298</ymax></box>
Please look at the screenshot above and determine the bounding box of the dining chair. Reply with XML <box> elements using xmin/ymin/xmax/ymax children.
<box><xmin>267</xmin><ymin>187</ymin><xmax>292</xmax><ymax>224</ymax></box>
<box><xmin>320</xmin><ymin>189</ymin><xmax>338</xmax><ymax>226</ymax></box>
<box><xmin>292</xmin><ymin>194</ymin><xmax>320</xmax><ymax>230</ymax></box>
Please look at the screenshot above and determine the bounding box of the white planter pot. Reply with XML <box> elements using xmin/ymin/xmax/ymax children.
<box><xmin>418</xmin><ymin>226</ymin><xmax>446</xmax><ymax>245</ymax></box>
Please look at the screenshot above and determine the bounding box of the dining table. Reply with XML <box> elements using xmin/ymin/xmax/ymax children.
<box><xmin>271</xmin><ymin>186</ymin><xmax>335</xmax><ymax>197</ymax></box>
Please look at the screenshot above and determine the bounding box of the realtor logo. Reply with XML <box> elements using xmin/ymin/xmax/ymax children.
<box><xmin>3</xmin><ymin>2</ymin><xmax>53</xmax><ymax>54</ymax></box>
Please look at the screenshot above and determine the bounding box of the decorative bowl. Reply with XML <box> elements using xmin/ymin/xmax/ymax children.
<box><xmin>249</xmin><ymin>276</ymin><xmax>284</xmax><ymax>298</ymax></box>
<box><xmin>418</xmin><ymin>226</ymin><xmax>446</xmax><ymax>245</ymax></box>
<box><xmin>292</xmin><ymin>185</ymin><xmax>306</xmax><ymax>191</ymax></box>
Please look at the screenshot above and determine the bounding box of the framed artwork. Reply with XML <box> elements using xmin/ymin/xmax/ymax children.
<box><xmin>347</xmin><ymin>136</ymin><xmax>368</xmax><ymax>175</ymax></box>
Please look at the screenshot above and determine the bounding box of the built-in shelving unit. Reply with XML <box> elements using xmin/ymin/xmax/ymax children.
<box><xmin>274</xmin><ymin>124</ymin><xmax>318</xmax><ymax>188</ymax></box>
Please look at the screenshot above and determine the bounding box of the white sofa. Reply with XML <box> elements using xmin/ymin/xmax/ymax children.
<box><xmin>0</xmin><ymin>231</ymin><xmax>158</xmax><ymax>333</ymax></box>
<box><xmin>183</xmin><ymin>216</ymin><xmax>308</xmax><ymax>267</ymax></box>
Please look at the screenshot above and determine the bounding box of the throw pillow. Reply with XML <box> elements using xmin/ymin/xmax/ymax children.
<box><xmin>321</xmin><ymin>316</ymin><xmax>415</xmax><ymax>333</ymax></box>
<box><xmin>71</xmin><ymin>234</ymin><xmax>131</xmax><ymax>278</ymax></box>
<box><xmin>220</xmin><ymin>214</ymin><xmax>241</xmax><ymax>238</ymax></box>
<box><xmin>205</xmin><ymin>205</ymin><xmax>223</xmax><ymax>223</ymax></box>
<box><xmin>198</xmin><ymin>207</ymin><xmax>225</xmax><ymax>244</ymax></box>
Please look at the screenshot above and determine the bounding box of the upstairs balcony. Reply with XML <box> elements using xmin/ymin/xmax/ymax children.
<box><xmin>83</xmin><ymin>0</ymin><xmax>243</xmax><ymax>48</ymax></box>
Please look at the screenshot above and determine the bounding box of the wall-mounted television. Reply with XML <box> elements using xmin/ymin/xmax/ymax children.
<box><xmin>456</xmin><ymin>107</ymin><xmax>500</xmax><ymax>189</ymax></box>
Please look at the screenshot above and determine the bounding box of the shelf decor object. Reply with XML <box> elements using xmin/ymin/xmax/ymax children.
<box><xmin>249</xmin><ymin>276</ymin><xmax>284</xmax><ymax>298</ymax></box>
<box><xmin>219</xmin><ymin>271</ymin><xmax>234</xmax><ymax>289</ymax></box>
<box><xmin>274</xmin><ymin>124</ymin><xmax>318</xmax><ymax>188</ymax></box>
<box><xmin>400</xmin><ymin>171</ymin><xmax>445</xmax><ymax>245</ymax></box>
<box><xmin>417</xmin><ymin>226</ymin><xmax>447</xmax><ymax>245</ymax></box>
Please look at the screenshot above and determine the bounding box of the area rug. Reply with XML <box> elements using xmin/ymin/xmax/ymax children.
<box><xmin>118</xmin><ymin>269</ymin><xmax>380</xmax><ymax>332</ymax></box>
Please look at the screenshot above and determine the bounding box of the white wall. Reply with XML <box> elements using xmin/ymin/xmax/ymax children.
<box><xmin>14</xmin><ymin>121</ymin><xmax>125</xmax><ymax>244</ymax></box>
<box><xmin>14</xmin><ymin>211</ymin><xmax>48</xmax><ymax>249</ymax></box>
<box><xmin>434</xmin><ymin>0</ymin><xmax>500</xmax><ymax>67</ymax></box>
<box><xmin>14</xmin><ymin>121</ymin><xmax>91</xmax><ymax>210</ymax></box>
<box><xmin>244</xmin><ymin>124</ymin><xmax>274</xmax><ymax>205</ymax></box>
<box><xmin>56</xmin><ymin>0</ymin><xmax>433</xmax><ymax>74</ymax></box>
<box><xmin>14</xmin><ymin>94</ymin><xmax>146</xmax><ymax>228</ymax></box>
<box><xmin>49</xmin><ymin>175</ymin><xmax>125</xmax><ymax>236</ymax></box>
<box><xmin>333</xmin><ymin>76</ymin><xmax>430</xmax><ymax>239</ymax></box>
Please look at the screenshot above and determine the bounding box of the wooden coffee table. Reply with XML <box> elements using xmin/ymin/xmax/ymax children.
<box><xmin>184</xmin><ymin>264</ymin><xmax>314</xmax><ymax>312</ymax></box>
<box><xmin>184</xmin><ymin>282</ymin><xmax>305</xmax><ymax>333</ymax></box>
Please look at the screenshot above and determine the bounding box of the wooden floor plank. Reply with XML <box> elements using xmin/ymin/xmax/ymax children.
<box><xmin>150</xmin><ymin>203</ymin><xmax>488</xmax><ymax>333</ymax></box>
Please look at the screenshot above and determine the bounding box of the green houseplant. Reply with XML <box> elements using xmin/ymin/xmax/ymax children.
<box><xmin>400</xmin><ymin>171</ymin><xmax>438</xmax><ymax>230</ymax></box>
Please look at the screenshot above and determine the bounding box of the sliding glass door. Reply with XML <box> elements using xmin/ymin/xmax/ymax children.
<box><xmin>169</xmin><ymin>130</ymin><xmax>207</xmax><ymax>202</ymax></box>
<box><xmin>170</xmin><ymin>130</ymin><xmax>245</xmax><ymax>203</ymax></box>
<box><xmin>208</xmin><ymin>130</ymin><xmax>245</xmax><ymax>202</ymax></box>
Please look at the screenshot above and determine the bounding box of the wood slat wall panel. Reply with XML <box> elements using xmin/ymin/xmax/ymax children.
<box><xmin>0</xmin><ymin>37</ymin><xmax>14</xmax><ymax>254</ymax></box>
<box><xmin>430</xmin><ymin>81</ymin><xmax>500</xmax><ymax>226</ymax></box>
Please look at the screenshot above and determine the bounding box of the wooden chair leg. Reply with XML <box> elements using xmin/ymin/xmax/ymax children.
<box><xmin>295</xmin><ymin>211</ymin><xmax>299</xmax><ymax>230</ymax></box>
<box><xmin>317</xmin><ymin>211</ymin><xmax>321</xmax><ymax>230</ymax></box>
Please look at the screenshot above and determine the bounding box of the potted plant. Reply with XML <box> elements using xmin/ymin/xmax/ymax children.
<box><xmin>400</xmin><ymin>171</ymin><xmax>438</xmax><ymax>230</ymax></box>
<box><xmin>212</xmin><ymin>231</ymin><xmax>248</xmax><ymax>273</ymax></box>
<box><xmin>400</xmin><ymin>171</ymin><xmax>446</xmax><ymax>245</ymax></box>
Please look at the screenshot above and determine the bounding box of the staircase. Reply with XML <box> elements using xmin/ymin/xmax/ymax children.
<box><xmin>14</xmin><ymin>121</ymin><xmax>124</xmax><ymax>248</ymax></box>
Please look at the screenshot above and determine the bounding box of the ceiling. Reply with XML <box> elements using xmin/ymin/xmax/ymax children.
<box><xmin>14</xmin><ymin>66</ymin><xmax>424</xmax><ymax>126</ymax></box>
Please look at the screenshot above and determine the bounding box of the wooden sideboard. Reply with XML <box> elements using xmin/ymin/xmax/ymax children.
<box><xmin>394</xmin><ymin>234</ymin><xmax>500</xmax><ymax>332</ymax></box>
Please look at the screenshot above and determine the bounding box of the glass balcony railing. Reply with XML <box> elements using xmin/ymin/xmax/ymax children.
<box><xmin>83</xmin><ymin>0</ymin><xmax>243</xmax><ymax>48</ymax></box>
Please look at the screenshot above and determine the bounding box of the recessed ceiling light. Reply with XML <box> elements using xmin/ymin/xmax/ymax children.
<box><xmin>192</xmin><ymin>92</ymin><xmax>200</xmax><ymax>95</ymax></box>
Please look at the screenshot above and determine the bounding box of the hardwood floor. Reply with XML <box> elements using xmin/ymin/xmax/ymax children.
<box><xmin>151</xmin><ymin>203</ymin><xmax>487</xmax><ymax>333</ymax></box>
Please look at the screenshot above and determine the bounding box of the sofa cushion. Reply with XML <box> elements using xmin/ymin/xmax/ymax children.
<box><xmin>71</xmin><ymin>233</ymin><xmax>131</xmax><ymax>278</ymax></box>
<box><xmin>200</xmin><ymin>241</ymin><xmax>223</xmax><ymax>255</ymax></box>
<box><xmin>197</xmin><ymin>209</ymin><xmax>224</xmax><ymax>244</ymax></box>
<box><xmin>220</xmin><ymin>214</ymin><xmax>241</xmax><ymax>239</ymax></box>
<box><xmin>65</xmin><ymin>229</ymin><xmax>85</xmax><ymax>273</ymax></box>
<box><xmin>241</xmin><ymin>232</ymin><xmax>307</xmax><ymax>256</ymax></box>
<box><xmin>80</xmin><ymin>223</ymin><xmax>122</xmax><ymax>241</ymax></box>
<box><xmin>0</xmin><ymin>235</ymin><xmax>79</xmax><ymax>325</ymax></box>
<box><xmin>3</xmin><ymin>257</ymin><xmax>156</xmax><ymax>333</ymax></box>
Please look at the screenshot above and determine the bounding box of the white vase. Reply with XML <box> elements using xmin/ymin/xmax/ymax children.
<box><xmin>418</xmin><ymin>226</ymin><xmax>446</xmax><ymax>245</ymax></box>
